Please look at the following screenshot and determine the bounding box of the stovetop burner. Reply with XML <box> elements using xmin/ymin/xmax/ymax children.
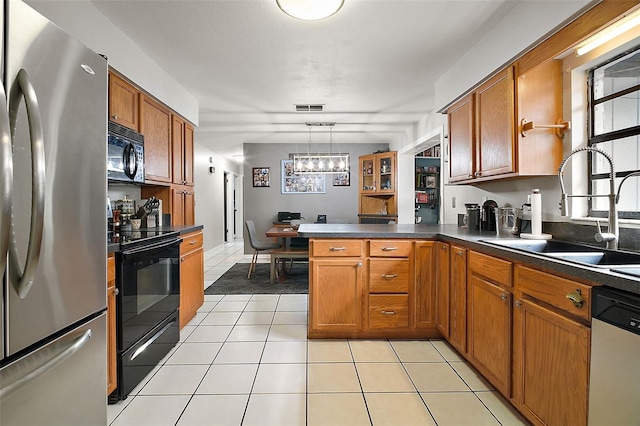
<box><xmin>108</xmin><ymin>229</ymin><xmax>180</xmax><ymax>249</ymax></box>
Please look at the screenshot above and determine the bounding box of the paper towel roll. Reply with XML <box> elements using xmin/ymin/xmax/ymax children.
<box><xmin>531</xmin><ymin>189</ymin><xmax>542</xmax><ymax>235</ymax></box>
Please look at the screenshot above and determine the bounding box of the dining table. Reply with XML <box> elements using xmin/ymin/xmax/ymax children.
<box><xmin>265</xmin><ymin>226</ymin><xmax>308</xmax><ymax>284</ymax></box>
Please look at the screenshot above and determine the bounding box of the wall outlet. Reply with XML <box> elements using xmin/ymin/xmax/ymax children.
<box><xmin>452</xmin><ymin>196</ymin><xmax>456</xmax><ymax>208</ymax></box>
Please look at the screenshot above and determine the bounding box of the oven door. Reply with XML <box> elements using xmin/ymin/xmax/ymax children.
<box><xmin>117</xmin><ymin>238</ymin><xmax>180</xmax><ymax>351</ymax></box>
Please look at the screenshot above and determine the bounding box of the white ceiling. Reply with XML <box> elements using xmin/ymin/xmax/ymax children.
<box><xmin>86</xmin><ymin>0</ymin><xmax>517</xmax><ymax>158</ymax></box>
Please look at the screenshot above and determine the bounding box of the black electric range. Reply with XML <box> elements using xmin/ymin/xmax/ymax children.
<box><xmin>108</xmin><ymin>229</ymin><xmax>180</xmax><ymax>250</ymax></box>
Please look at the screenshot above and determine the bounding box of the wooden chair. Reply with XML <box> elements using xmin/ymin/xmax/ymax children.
<box><xmin>245</xmin><ymin>220</ymin><xmax>281</xmax><ymax>279</ymax></box>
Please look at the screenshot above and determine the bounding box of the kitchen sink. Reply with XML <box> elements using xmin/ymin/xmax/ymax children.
<box><xmin>480</xmin><ymin>238</ymin><xmax>640</xmax><ymax>268</ymax></box>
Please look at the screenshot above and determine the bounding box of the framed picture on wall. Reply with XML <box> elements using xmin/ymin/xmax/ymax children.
<box><xmin>333</xmin><ymin>172</ymin><xmax>350</xmax><ymax>186</ymax></box>
<box><xmin>281</xmin><ymin>160</ymin><xmax>326</xmax><ymax>194</ymax></box>
<box><xmin>253</xmin><ymin>167</ymin><xmax>270</xmax><ymax>187</ymax></box>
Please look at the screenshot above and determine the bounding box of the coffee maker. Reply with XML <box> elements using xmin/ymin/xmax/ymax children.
<box><xmin>480</xmin><ymin>199</ymin><xmax>497</xmax><ymax>232</ymax></box>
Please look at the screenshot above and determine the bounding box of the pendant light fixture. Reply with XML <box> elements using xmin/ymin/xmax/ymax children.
<box><xmin>293</xmin><ymin>123</ymin><xmax>349</xmax><ymax>174</ymax></box>
<box><xmin>276</xmin><ymin>0</ymin><xmax>344</xmax><ymax>21</ymax></box>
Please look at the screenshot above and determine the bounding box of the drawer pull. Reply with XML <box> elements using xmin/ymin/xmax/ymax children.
<box><xmin>381</xmin><ymin>310</ymin><xmax>397</xmax><ymax>315</ymax></box>
<box><xmin>381</xmin><ymin>274</ymin><xmax>398</xmax><ymax>279</ymax></box>
<box><xmin>190</xmin><ymin>240</ymin><xmax>197</xmax><ymax>245</ymax></box>
<box><xmin>566</xmin><ymin>289</ymin><xmax>584</xmax><ymax>308</ymax></box>
<box><xmin>381</xmin><ymin>247</ymin><xmax>398</xmax><ymax>251</ymax></box>
<box><xmin>329</xmin><ymin>247</ymin><xmax>346</xmax><ymax>251</ymax></box>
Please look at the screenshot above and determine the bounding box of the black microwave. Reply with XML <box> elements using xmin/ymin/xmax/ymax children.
<box><xmin>107</xmin><ymin>121</ymin><xmax>144</xmax><ymax>183</ymax></box>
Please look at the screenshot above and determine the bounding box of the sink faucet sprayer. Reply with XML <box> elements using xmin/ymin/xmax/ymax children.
<box><xmin>558</xmin><ymin>146</ymin><xmax>618</xmax><ymax>249</ymax></box>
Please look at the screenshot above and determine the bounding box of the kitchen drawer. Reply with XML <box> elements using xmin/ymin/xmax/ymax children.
<box><xmin>369</xmin><ymin>240</ymin><xmax>412</xmax><ymax>257</ymax></box>
<box><xmin>469</xmin><ymin>250</ymin><xmax>512</xmax><ymax>288</ymax></box>
<box><xmin>107</xmin><ymin>255</ymin><xmax>116</xmax><ymax>284</ymax></box>
<box><xmin>368</xmin><ymin>294</ymin><xmax>409</xmax><ymax>329</ymax></box>
<box><xmin>311</xmin><ymin>240</ymin><xmax>363</xmax><ymax>257</ymax></box>
<box><xmin>369</xmin><ymin>259</ymin><xmax>410</xmax><ymax>293</ymax></box>
<box><xmin>515</xmin><ymin>265</ymin><xmax>591</xmax><ymax>321</ymax></box>
<box><xmin>180</xmin><ymin>231</ymin><xmax>203</xmax><ymax>255</ymax></box>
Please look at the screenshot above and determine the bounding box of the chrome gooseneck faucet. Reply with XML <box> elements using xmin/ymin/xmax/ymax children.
<box><xmin>558</xmin><ymin>146</ymin><xmax>618</xmax><ymax>249</ymax></box>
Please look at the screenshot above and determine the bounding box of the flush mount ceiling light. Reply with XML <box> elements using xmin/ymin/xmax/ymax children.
<box><xmin>276</xmin><ymin>0</ymin><xmax>344</xmax><ymax>21</ymax></box>
<box><xmin>575</xmin><ymin>7</ymin><xmax>640</xmax><ymax>56</ymax></box>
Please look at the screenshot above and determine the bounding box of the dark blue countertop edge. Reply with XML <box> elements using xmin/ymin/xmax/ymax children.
<box><xmin>108</xmin><ymin>224</ymin><xmax>204</xmax><ymax>254</ymax></box>
<box><xmin>297</xmin><ymin>223</ymin><xmax>640</xmax><ymax>295</ymax></box>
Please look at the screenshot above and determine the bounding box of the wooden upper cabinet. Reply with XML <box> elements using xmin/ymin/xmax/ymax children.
<box><xmin>108</xmin><ymin>73</ymin><xmax>139</xmax><ymax>131</ymax></box>
<box><xmin>184</xmin><ymin>123</ymin><xmax>194</xmax><ymax>186</ymax></box>
<box><xmin>475</xmin><ymin>67</ymin><xmax>515</xmax><ymax>179</ymax></box>
<box><xmin>448</xmin><ymin>94</ymin><xmax>474</xmax><ymax>182</ymax></box>
<box><xmin>172</xmin><ymin>115</ymin><xmax>194</xmax><ymax>186</ymax></box>
<box><xmin>516</xmin><ymin>59</ymin><xmax>564</xmax><ymax>176</ymax></box>
<box><xmin>447</xmin><ymin>61</ymin><xmax>565</xmax><ymax>184</ymax></box>
<box><xmin>172</xmin><ymin>115</ymin><xmax>185</xmax><ymax>185</ymax></box>
<box><xmin>140</xmin><ymin>94</ymin><xmax>172</xmax><ymax>183</ymax></box>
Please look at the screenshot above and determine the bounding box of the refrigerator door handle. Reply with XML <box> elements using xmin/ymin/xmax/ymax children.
<box><xmin>7</xmin><ymin>69</ymin><xmax>45</xmax><ymax>299</ymax></box>
<box><xmin>0</xmin><ymin>83</ymin><xmax>13</xmax><ymax>275</ymax></box>
<box><xmin>0</xmin><ymin>329</ymin><xmax>92</xmax><ymax>398</ymax></box>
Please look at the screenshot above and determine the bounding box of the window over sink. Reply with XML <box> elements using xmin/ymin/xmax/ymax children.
<box><xmin>588</xmin><ymin>46</ymin><xmax>640</xmax><ymax>220</ymax></box>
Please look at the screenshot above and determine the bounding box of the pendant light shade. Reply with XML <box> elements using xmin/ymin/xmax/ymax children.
<box><xmin>276</xmin><ymin>0</ymin><xmax>344</xmax><ymax>21</ymax></box>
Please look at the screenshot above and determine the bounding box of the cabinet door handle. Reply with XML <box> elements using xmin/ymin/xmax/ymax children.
<box><xmin>501</xmin><ymin>294</ymin><xmax>507</xmax><ymax>301</ymax></box>
<box><xmin>381</xmin><ymin>310</ymin><xmax>397</xmax><ymax>315</ymax></box>
<box><xmin>566</xmin><ymin>289</ymin><xmax>584</xmax><ymax>308</ymax></box>
<box><xmin>515</xmin><ymin>300</ymin><xmax>522</xmax><ymax>308</ymax></box>
<box><xmin>456</xmin><ymin>250</ymin><xmax>464</xmax><ymax>256</ymax></box>
<box><xmin>381</xmin><ymin>247</ymin><xmax>397</xmax><ymax>251</ymax></box>
<box><xmin>181</xmin><ymin>257</ymin><xmax>185</xmax><ymax>263</ymax></box>
<box><xmin>114</xmin><ymin>288</ymin><xmax>119</xmax><ymax>296</ymax></box>
<box><xmin>112</xmin><ymin>115</ymin><xmax>118</xmax><ymax>120</ymax></box>
<box><xmin>440</xmin><ymin>245</ymin><xmax>447</xmax><ymax>251</ymax></box>
<box><xmin>329</xmin><ymin>247</ymin><xmax>346</xmax><ymax>251</ymax></box>
<box><xmin>381</xmin><ymin>274</ymin><xmax>398</xmax><ymax>279</ymax></box>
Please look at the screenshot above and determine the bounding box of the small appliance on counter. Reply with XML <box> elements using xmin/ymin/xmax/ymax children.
<box><xmin>480</xmin><ymin>199</ymin><xmax>497</xmax><ymax>232</ymax></box>
<box><xmin>463</xmin><ymin>203</ymin><xmax>480</xmax><ymax>230</ymax></box>
<box><xmin>495</xmin><ymin>205</ymin><xmax>520</xmax><ymax>236</ymax></box>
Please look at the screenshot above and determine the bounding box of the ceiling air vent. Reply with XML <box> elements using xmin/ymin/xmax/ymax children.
<box><xmin>295</xmin><ymin>104</ymin><xmax>324</xmax><ymax>112</ymax></box>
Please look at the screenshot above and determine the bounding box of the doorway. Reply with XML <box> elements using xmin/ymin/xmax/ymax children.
<box><xmin>223</xmin><ymin>172</ymin><xmax>239</xmax><ymax>243</ymax></box>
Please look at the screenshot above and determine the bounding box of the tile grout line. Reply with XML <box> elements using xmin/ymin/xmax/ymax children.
<box><xmin>389</xmin><ymin>340</ymin><xmax>440</xmax><ymax>425</ymax></box>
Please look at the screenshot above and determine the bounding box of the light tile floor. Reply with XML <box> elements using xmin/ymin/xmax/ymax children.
<box><xmin>108</xmin><ymin>240</ymin><xmax>528</xmax><ymax>426</ymax></box>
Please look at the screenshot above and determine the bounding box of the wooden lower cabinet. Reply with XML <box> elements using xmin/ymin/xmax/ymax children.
<box><xmin>448</xmin><ymin>245</ymin><xmax>467</xmax><ymax>354</ymax></box>
<box><xmin>309</xmin><ymin>238</ymin><xmax>440</xmax><ymax>338</ymax></box>
<box><xmin>467</xmin><ymin>251</ymin><xmax>512</xmax><ymax>396</ymax></box>
<box><xmin>309</xmin><ymin>258</ymin><xmax>364</xmax><ymax>333</ymax></box>
<box><xmin>179</xmin><ymin>231</ymin><xmax>204</xmax><ymax>328</ymax></box>
<box><xmin>513</xmin><ymin>298</ymin><xmax>590</xmax><ymax>426</ymax></box>
<box><xmin>513</xmin><ymin>265</ymin><xmax>591</xmax><ymax>426</ymax></box>
<box><xmin>467</xmin><ymin>272</ymin><xmax>512</xmax><ymax>396</ymax></box>
<box><xmin>106</xmin><ymin>255</ymin><xmax>117</xmax><ymax>396</ymax></box>
<box><xmin>414</xmin><ymin>241</ymin><xmax>436</xmax><ymax>329</ymax></box>
<box><xmin>435</xmin><ymin>242</ymin><xmax>450</xmax><ymax>337</ymax></box>
<box><xmin>368</xmin><ymin>294</ymin><xmax>409</xmax><ymax>329</ymax></box>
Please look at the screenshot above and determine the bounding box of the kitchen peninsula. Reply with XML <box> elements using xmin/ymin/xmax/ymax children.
<box><xmin>298</xmin><ymin>222</ymin><xmax>639</xmax><ymax>426</ymax></box>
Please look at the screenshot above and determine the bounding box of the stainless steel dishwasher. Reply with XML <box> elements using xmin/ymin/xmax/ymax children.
<box><xmin>588</xmin><ymin>286</ymin><xmax>640</xmax><ymax>425</ymax></box>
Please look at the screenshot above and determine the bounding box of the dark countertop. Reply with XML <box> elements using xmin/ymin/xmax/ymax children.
<box><xmin>297</xmin><ymin>223</ymin><xmax>640</xmax><ymax>295</ymax></box>
<box><xmin>108</xmin><ymin>224</ymin><xmax>203</xmax><ymax>254</ymax></box>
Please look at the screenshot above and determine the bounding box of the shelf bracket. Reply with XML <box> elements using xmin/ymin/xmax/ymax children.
<box><xmin>520</xmin><ymin>118</ymin><xmax>570</xmax><ymax>138</ymax></box>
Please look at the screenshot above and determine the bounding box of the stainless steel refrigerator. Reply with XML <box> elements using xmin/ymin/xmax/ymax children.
<box><xmin>0</xmin><ymin>1</ymin><xmax>108</xmax><ymax>424</ymax></box>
